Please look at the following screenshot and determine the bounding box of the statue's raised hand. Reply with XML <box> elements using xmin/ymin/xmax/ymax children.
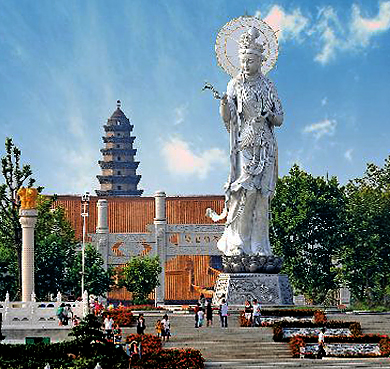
<box><xmin>219</xmin><ymin>94</ymin><xmax>231</xmax><ymax>123</ymax></box>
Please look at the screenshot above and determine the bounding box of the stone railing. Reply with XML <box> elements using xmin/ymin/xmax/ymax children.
<box><xmin>0</xmin><ymin>292</ymin><xmax>88</xmax><ymax>329</ymax></box>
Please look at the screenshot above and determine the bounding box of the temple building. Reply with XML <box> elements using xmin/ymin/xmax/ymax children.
<box><xmin>96</xmin><ymin>100</ymin><xmax>143</xmax><ymax>197</ymax></box>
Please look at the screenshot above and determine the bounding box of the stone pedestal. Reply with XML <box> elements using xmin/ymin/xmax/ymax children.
<box><xmin>213</xmin><ymin>273</ymin><xmax>293</xmax><ymax>306</ymax></box>
<box><xmin>19</xmin><ymin>209</ymin><xmax>38</xmax><ymax>302</ymax></box>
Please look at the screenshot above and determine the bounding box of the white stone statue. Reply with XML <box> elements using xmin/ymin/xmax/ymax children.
<box><xmin>208</xmin><ymin>17</ymin><xmax>283</xmax><ymax>257</ymax></box>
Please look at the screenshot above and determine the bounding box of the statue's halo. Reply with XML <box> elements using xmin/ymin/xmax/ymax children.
<box><xmin>215</xmin><ymin>16</ymin><xmax>279</xmax><ymax>77</ymax></box>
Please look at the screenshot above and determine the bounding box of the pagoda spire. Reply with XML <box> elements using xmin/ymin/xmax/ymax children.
<box><xmin>96</xmin><ymin>101</ymin><xmax>143</xmax><ymax>197</ymax></box>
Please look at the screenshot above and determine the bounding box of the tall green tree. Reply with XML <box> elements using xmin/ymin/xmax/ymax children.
<box><xmin>120</xmin><ymin>255</ymin><xmax>162</xmax><ymax>305</ymax></box>
<box><xmin>67</xmin><ymin>243</ymin><xmax>113</xmax><ymax>298</ymax></box>
<box><xmin>34</xmin><ymin>197</ymin><xmax>79</xmax><ymax>300</ymax></box>
<box><xmin>340</xmin><ymin>157</ymin><xmax>390</xmax><ymax>304</ymax></box>
<box><xmin>0</xmin><ymin>138</ymin><xmax>112</xmax><ymax>300</ymax></box>
<box><xmin>271</xmin><ymin>165</ymin><xmax>346</xmax><ymax>304</ymax></box>
<box><xmin>0</xmin><ymin>137</ymin><xmax>43</xmax><ymax>296</ymax></box>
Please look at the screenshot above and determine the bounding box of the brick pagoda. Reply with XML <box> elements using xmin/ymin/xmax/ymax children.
<box><xmin>96</xmin><ymin>100</ymin><xmax>143</xmax><ymax>196</ymax></box>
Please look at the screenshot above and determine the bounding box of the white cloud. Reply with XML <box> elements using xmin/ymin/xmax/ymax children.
<box><xmin>161</xmin><ymin>137</ymin><xmax>227</xmax><ymax>179</ymax></box>
<box><xmin>303</xmin><ymin>119</ymin><xmax>337</xmax><ymax>140</ymax></box>
<box><xmin>173</xmin><ymin>103</ymin><xmax>188</xmax><ymax>125</ymax></box>
<box><xmin>321</xmin><ymin>97</ymin><xmax>328</xmax><ymax>106</ymax></box>
<box><xmin>256</xmin><ymin>5</ymin><xmax>309</xmax><ymax>42</ymax></box>
<box><xmin>350</xmin><ymin>2</ymin><xmax>390</xmax><ymax>47</ymax></box>
<box><xmin>344</xmin><ymin>148</ymin><xmax>354</xmax><ymax>162</ymax></box>
<box><xmin>257</xmin><ymin>2</ymin><xmax>390</xmax><ymax>64</ymax></box>
<box><xmin>314</xmin><ymin>2</ymin><xmax>390</xmax><ymax>64</ymax></box>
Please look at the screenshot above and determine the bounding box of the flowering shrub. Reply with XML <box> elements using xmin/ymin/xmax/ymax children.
<box><xmin>104</xmin><ymin>308</ymin><xmax>135</xmax><ymax>327</ymax></box>
<box><xmin>313</xmin><ymin>310</ymin><xmax>327</xmax><ymax>324</ymax></box>
<box><xmin>140</xmin><ymin>349</ymin><xmax>205</xmax><ymax>369</ymax></box>
<box><xmin>239</xmin><ymin>312</ymin><xmax>252</xmax><ymax>327</ymax></box>
<box><xmin>289</xmin><ymin>336</ymin><xmax>306</xmax><ymax>357</ymax></box>
<box><xmin>379</xmin><ymin>337</ymin><xmax>390</xmax><ymax>356</ymax></box>
<box><xmin>126</xmin><ymin>333</ymin><xmax>162</xmax><ymax>355</ymax></box>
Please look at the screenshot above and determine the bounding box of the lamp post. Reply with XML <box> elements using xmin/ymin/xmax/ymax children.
<box><xmin>81</xmin><ymin>192</ymin><xmax>90</xmax><ymax>298</ymax></box>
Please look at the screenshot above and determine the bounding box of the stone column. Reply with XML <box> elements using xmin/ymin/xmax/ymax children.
<box><xmin>19</xmin><ymin>209</ymin><xmax>38</xmax><ymax>302</ymax></box>
<box><xmin>154</xmin><ymin>191</ymin><xmax>166</xmax><ymax>305</ymax></box>
<box><xmin>96</xmin><ymin>199</ymin><xmax>109</xmax><ymax>269</ymax></box>
<box><xmin>96</xmin><ymin>199</ymin><xmax>108</xmax><ymax>234</ymax></box>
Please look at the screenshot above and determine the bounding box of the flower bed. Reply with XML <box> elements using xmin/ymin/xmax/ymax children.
<box><xmin>126</xmin><ymin>334</ymin><xmax>204</xmax><ymax>368</ymax></box>
<box><xmin>273</xmin><ymin>321</ymin><xmax>361</xmax><ymax>341</ymax></box>
<box><xmin>290</xmin><ymin>334</ymin><xmax>390</xmax><ymax>358</ymax></box>
<box><xmin>104</xmin><ymin>307</ymin><xmax>135</xmax><ymax>327</ymax></box>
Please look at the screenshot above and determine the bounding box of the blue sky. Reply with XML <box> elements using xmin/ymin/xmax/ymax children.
<box><xmin>0</xmin><ymin>0</ymin><xmax>389</xmax><ymax>196</ymax></box>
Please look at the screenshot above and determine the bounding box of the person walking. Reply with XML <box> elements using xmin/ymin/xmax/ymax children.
<box><xmin>244</xmin><ymin>300</ymin><xmax>253</xmax><ymax>325</ymax></box>
<box><xmin>198</xmin><ymin>308</ymin><xmax>205</xmax><ymax>327</ymax></box>
<box><xmin>161</xmin><ymin>314</ymin><xmax>171</xmax><ymax>341</ymax></box>
<box><xmin>136</xmin><ymin>314</ymin><xmax>146</xmax><ymax>335</ymax></box>
<box><xmin>252</xmin><ymin>298</ymin><xmax>261</xmax><ymax>327</ymax></box>
<box><xmin>206</xmin><ymin>299</ymin><xmax>213</xmax><ymax>327</ymax></box>
<box><xmin>104</xmin><ymin>314</ymin><xmax>114</xmax><ymax>341</ymax></box>
<box><xmin>220</xmin><ymin>299</ymin><xmax>228</xmax><ymax>328</ymax></box>
<box><xmin>155</xmin><ymin>319</ymin><xmax>163</xmax><ymax>338</ymax></box>
<box><xmin>194</xmin><ymin>303</ymin><xmax>200</xmax><ymax>328</ymax></box>
<box><xmin>317</xmin><ymin>328</ymin><xmax>326</xmax><ymax>359</ymax></box>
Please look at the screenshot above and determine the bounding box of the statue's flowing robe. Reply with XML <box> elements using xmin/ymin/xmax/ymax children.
<box><xmin>217</xmin><ymin>72</ymin><xmax>283</xmax><ymax>256</ymax></box>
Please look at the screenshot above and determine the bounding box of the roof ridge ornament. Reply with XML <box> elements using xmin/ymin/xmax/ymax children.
<box><xmin>116</xmin><ymin>100</ymin><xmax>121</xmax><ymax>108</ymax></box>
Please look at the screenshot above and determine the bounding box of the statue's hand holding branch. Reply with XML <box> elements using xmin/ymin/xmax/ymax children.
<box><xmin>220</xmin><ymin>94</ymin><xmax>231</xmax><ymax>123</ymax></box>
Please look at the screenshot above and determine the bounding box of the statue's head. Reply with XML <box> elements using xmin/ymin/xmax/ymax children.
<box><xmin>239</xmin><ymin>27</ymin><xmax>265</xmax><ymax>77</ymax></box>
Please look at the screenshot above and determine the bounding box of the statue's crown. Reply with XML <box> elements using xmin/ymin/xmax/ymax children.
<box><xmin>239</xmin><ymin>27</ymin><xmax>265</xmax><ymax>58</ymax></box>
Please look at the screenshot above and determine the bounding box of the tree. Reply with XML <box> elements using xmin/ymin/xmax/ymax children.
<box><xmin>270</xmin><ymin>165</ymin><xmax>346</xmax><ymax>304</ymax></box>
<box><xmin>120</xmin><ymin>255</ymin><xmax>162</xmax><ymax>305</ymax></box>
<box><xmin>340</xmin><ymin>157</ymin><xmax>390</xmax><ymax>305</ymax></box>
<box><xmin>67</xmin><ymin>243</ymin><xmax>113</xmax><ymax>298</ymax></box>
<box><xmin>0</xmin><ymin>138</ymin><xmax>112</xmax><ymax>300</ymax></box>
<box><xmin>0</xmin><ymin>137</ymin><xmax>43</xmax><ymax>297</ymax></box>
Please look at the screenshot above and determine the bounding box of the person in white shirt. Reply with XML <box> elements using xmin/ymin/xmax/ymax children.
<box><xmin>220</xmin><ymin>299</ymin><xmax>228</xmax><ymax>328</ymax></box>
<box><xmin>104</xmin><ymin>314</ymin><xmax>114</xmax><ymax>341</ymax></box>
<box><xmin>252</xmin><ymin>298</ymin><xmax>261</xmax><ymax>327</ymax></box>
<box><xmin>317</xmin><ymin>328</ymin><xmax>326</xmax><ymax>359</ymax></box>
<box><xmin>198</xmin><ymin>308</ymin><xmax>205</xmax><ymax>327</ymax></box>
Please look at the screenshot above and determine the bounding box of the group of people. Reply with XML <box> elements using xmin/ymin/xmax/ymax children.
<box><xmin>103</xmin><ymin>314</ymin><xmax>122</xmax><ymax>343</ymax></box>
<box><xmin>243</xmin><ymin>298</ymin><xmax>262</xmax><ymax>326</ymax></box>
<box><xmin>194</xmin><ymin>293</ymin><xmax>213</xmax><ymax>328</ymax></box>
<box><xmin>56</xmin><ymin>303</ymin><xmax>80</xmax><ymax>326</ymax></box>
<box><xmin>155</xmin><ymin>314</ymin><xmax>171</xmax><ymax>341</ymax></box>
<box><xmin>193</xmin><ymin>293</ymin><xmax>229</xmax><ymax>328</ymax></box>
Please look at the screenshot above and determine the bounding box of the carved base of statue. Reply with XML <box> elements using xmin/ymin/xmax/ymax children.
<box><xmin>212</xmin><ymin>273</ymin><xmax>293</xmax><ymax>306</ymax></box>
<box><xmin>222</xmin><ymin>254</ymin><xmax>283</xmax><ymax>274</ymax></box>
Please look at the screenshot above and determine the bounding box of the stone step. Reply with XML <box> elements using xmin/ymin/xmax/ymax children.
<box><xmin>205</xmin><ymin>358</ymin><xmax>390</xmax><ymax>368</ymax></box>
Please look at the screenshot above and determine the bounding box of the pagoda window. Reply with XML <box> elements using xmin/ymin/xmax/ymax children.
<box><xmin>117</xmin><ymin>171</ymin><xmax>121</xmax><ymax>175</ymax></box>
<box><xmin>117</xmin><ymin>157</ymin><xmax>121</xmax><ymax>161</ymax></box>
<box><xmin>117</xmin><ymin>185</ymin><xmax>122</xmax><ymax>190</ymax></box>
<box><xmin>116</xmin><ymin>144</ymin><xmax>120</xmax><ymax>148</ymax></box>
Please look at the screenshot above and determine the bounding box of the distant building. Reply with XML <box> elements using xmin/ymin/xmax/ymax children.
<box><xmin>96</xmin><ymin>100</ymin><xmax>143</xmax><ymax>197</ymax></box>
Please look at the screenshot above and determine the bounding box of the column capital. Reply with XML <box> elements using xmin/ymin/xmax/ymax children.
<box><xmin>19</xmin><ymin>209</ymin><xmax>38</xmax><ymax>228</ymax></box>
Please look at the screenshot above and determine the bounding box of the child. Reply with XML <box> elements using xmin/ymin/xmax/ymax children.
<box><xmin>155</xmin><ymin>319</ymin><xmax>163</xmax><ymax>338</ymax></box>
<box><xmin>198</xmin><ymin>308</ymin><xmax>205</xmax><ymax>327</ymax></box>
